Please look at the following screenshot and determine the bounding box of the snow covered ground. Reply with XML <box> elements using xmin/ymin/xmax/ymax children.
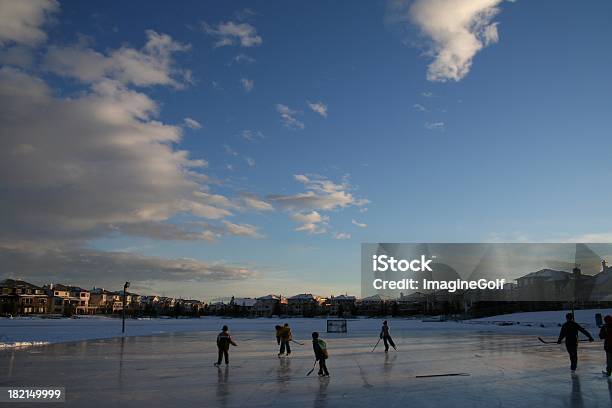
<box><xmin>1</xmin><ymin>308</ymin><xmax>610</xmax><ymax>349</ymax></box>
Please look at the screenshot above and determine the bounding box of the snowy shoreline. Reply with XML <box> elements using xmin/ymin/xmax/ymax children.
<box><xmin>2</xmin><ymin>309</ymin><xmax>611</xmax><ymax>350</ymax></box>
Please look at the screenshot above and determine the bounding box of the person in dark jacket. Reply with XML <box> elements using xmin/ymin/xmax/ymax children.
<box><xmin>557</xmin><ymin>313</ymin><xmax>594</xmax><ymax>372</ymax></box>
<box><xmin>599</xmin><ymin>315</ymin><xmax>612</xmax><ymax>376</ymax></box>
<box><xmin>380</xmin><ymin>320</ymin><xmax>396</xmax><ymax>352</ymax></box>
<box><xmin>312</xmin><ymin>332</ymin><xmax>329</xmax><ymax>376</ymax></box>
<box><xmin>275</xmin><ymin>325</ymin><xmax>282</xmax><ymax>345</ymax></box>
<box><xmin>215</xmin><ymin>325</ymin><xmax>238</xmax><ymax>366</ymax></box>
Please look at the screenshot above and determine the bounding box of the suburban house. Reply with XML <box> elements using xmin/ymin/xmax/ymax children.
<box><xmin>326</xmin><ymin>295</ymin><xmax>356</xmax><ymax>317</ymax></box>
<box><xmin>254</xmin><ymin>294</ymin><xmax>287</xmax><ymax>317</ymax></box>
<box><xmin>229</xmin><ymin>297</ymin><xmax>257</xmax><ymax>315</ymax></box>
<box><xmin>89</xmin><ymin>288</ymin><xmax>114</xmax><ymax>314</ymax></box>
<box><xmin>0</xmin><ymin>279</ymin><xmax>48</xmax><ymax>316</ymax></box>
<box><xmin>44</xmin><ymin>284</ymin><xmax>92</xmax><ymax>315</ymax></box>
<box><xmin>179</xmin><ymin>299</ymin><xmax>204</xmax><ymax>315</ymax></box>
<box><xmin>287</xmin><ymin>293</ymin><xmax>321</xmax><ymax>316</ymax></box>
<box><xmin>355</xmin><ymin>294</ymin><xmax>385</xmax><ymax>315</ymax></box>
<box><xmin>208</xmin><ymin>301</ymin><xmax>227</xmax><ymax>314</ymax></box>
<box><xmin>70</xmin><ymin>286</ymin><xmax>94</xmax><ymax>314</ymax></box>
<box><xmin>515</xmin><ymin>267</ymin><xmax>595</xmax><ymax>303</ymax></box>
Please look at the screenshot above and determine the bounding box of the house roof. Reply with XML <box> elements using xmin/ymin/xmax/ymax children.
<box><xmin>330</xmin><ymin>295</ymin><xmax>356</xmax><ymax>301</ymax></box>
<box><xmin>0</xmin><ymin>279</ymin><xmax>42</xmax><ymax>290</ymax></box>
<box><xmin>257</xmin><ymin>294</ymin><xmax>280</xmax><ymax>301</ymax></box>
<box><xmin>518</xmin><ymin>269</ymin><xmax>570</xmax><ymax>281</ymax></box>
<box><xmin>288</xmin><ymin>293</ymin><xmax>316</xmax><ymax>301</ymax></box>
<box><xmin>359</xmin><ymin>294</ymin><xmax>385</xmax><ymax>302</ymax></box>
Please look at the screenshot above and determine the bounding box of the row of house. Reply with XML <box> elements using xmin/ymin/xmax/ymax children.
<box><xmin>209</xmin><ymin>294</ymin><xmax>360</xmax><ymax>317</ymax></box>
<box><xmin>0</xmin><ymin>280</ymin><xmax>206</xmax><ymax>317</ymax></box>
<box><xmin>0</xmin><ymin>279</ymin><xmax>367</xmax><ymax>318</ymax></box>
<box><xmin>3</xmin><ymin>261</ymin><xmax>612</xmax><ymax>318</ymax></box>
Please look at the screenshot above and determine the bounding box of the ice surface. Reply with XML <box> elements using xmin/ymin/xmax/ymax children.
<box><xmin>2</xmin><ymin>314</ymin><xmax>612</xmax><ymax>407</ymax></box>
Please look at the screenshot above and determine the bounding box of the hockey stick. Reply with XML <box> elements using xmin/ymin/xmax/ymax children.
<box><xmin>306</xmin><ymin>360</ymin><xmax>318</xmax><ymax>376</ymax></box>
<box><xmin>291</xmin><ymin>339</ymin><xmax>305</xmax><ymax>345</ymax></box>
<box><xmin>538</xmin><ymin>337</ymin><xmax>593</xmax><ymax>344</ymax></box>
<box><xmin>371</xmin><ymin>338</ymin><xmax>381</xmax><ymax>352</ymax></box>
<box><xmin>416</xmin><ymin>373</ymin><xmax>470</xmax><ymax>378</ymax></box>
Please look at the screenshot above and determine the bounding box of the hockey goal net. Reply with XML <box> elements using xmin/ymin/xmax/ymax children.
<box><xmin>326</xmin><ymin>319</ymin><xmax>347</xmax><ymax>333</ymax></box>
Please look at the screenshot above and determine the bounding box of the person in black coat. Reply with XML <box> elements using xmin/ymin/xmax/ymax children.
<box><xmin>557</xmin><ymin>313</ymin><xmax>594</xmax><ymax>372</ymax></box>
<box><xmin>599</xmin><ymin>315</ymin><xmax>612</xmax><ymax>376</ymax></box>
<box><xmin>215</xmin><ymin>325</ymin><xmax>238</xmax><ymax>366</ymax></box>
<box><xmin>380</xmin><ymin>320</ymin><xmax>396</xmax><ymax>352</ymax></box>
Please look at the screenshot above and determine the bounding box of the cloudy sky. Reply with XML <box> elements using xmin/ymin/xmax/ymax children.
<box><xmin>1</xmin><ymin>0</ymin><xmax>611</xmax><ymax>300</ymax></box>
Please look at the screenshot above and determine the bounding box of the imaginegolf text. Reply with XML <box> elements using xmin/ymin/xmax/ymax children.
<box><xmin>372</xmin><ymin>278</ymin><xmax>506</xmax><ymax>293</ymax></box>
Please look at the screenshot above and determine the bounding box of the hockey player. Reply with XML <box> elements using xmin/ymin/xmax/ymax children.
<box><xmin>278</xmin><ymin>323</ymin><xmax>292</xmax><ymax>357</ymax></box>
<box><xmin>215</xmin><ymin>325</ymin><xmax>238</xmax><ymax>367</ymax></box>
<box><xmin>380</xmin><ymin>320</ymin><xmax>396</xmax><ymax>352</ymax></box>
<box><xmin>557</xmin><ymin>313</ymin><xmax>594</xmax><ymax>372</ymax></box>
<box><xmin>312</xmin><ymin>331</ymin><xmax>329</xmax><ymax>376</ymax></box>
<box><xmin>599</xmin><ymin>315</ymin><xmax>612</xmax><ymax>376</ymax></box>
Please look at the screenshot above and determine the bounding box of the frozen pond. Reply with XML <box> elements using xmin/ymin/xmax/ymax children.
<box><xmin>2</xmin><ymin>319</ymin><xmax>612</xmax><ymax>407</ymax></box>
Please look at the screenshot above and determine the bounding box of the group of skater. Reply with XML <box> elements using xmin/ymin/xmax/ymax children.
<box><xmin>214</xmin><ymin>313</ymin><xmax>612</xmax><ymax>377</ymax></box>
<box><xmin>213</xmin><ymin>320</ymin><xmax>395</xmax><ymax>376</ymax></box>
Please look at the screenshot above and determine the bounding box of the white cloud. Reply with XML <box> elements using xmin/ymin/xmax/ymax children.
<box><xmin>203</xmin><ymin>21</ymin><xmax>262</xmax><ymax>48</ymax></box>
<box><xmin>241</xmin><ymin>129</ymin><xmax>264</xmax><ymax>142</ymax></box>
<box><xmin>240</xmin><ymin>195</ymin><xmax>273</xmax><ymax>211</ymax></box>
<box><xmin>291</xmin><ymin>211</ymin><xmax>329</xmax><ymax>235</ymax></box>
<box><xmin>0</xmin><ymin>10</ymin><xmax>265</xmax><ymax>284</ymax></box>
<box><xmin>268</xmin><ymin>174</ymin><xmax>368</xmax><ymax>212</ymax></box>
<box><xmin>352</xmin><ymin>219</ymin><xmax>368</xmax><ymax>228</ymax></box>
<box><xmin>0</xmin><ymin>246</ymin><xmax>255</xmax><ymax>285</ymax></box>
<box><xmin>276</xmin><ymin>104</ymin><xmax>304</xmax><ymax>130</ymax></box>
<box><xmin>241</xmin><ymin>77</ymin><xmax>254</xmax><ymax>92</ymax></box>
<box><xmin>0</xmin><ymin>67</ymin><xmax>243</xmax><ymax>249</ymax></box>
<box><xmin>183</xmin><ymin>117</ymin><xmax>202</xmax><ymax>129</ymax></box>
<box><xmin>114</xmin><ymin>221</ymin><xmax>217</xmax><ymax>242</ymax></box>
<box><xmin>0</xmin><ymin>46</ymin><xmax>34</xmax><ymax>67</ymax></box>
<box><xmin>422</xmin><ymin>91</ymin><xmax>435</xmax><ymax>97</ymax></box>
<box><xmin>413</xmin><ymin>103</ymin><xmax>428</xmax><ymax>112</ymax></box>
<box><xmin>0</xmin><ymin>0</ymin><xmax>58</xmax><ymax>47</ymax></box>
<box><xmin>307</xmin><ymin>100</ymin><xmax>328</xmax><ymax>118</ymax></box>
<box><xmin>425</xmin><ymin>121</ymin><xmax>445</xmax><ymax>131</ymax></box>
<box><xmin>220</xmin><ymin>220</ymin><xmax>263</xmax><ymax>238</ymax></box>
<box><xmin>401</xmin><ymin>0</ymin><xmax>505</xmax><ymax>81</ymax></box>
<box><xmin>44</xmin><ymin>30</ymin><xmax>191</xmax><ymax>88</ymax></box>
<box><xmin>232</xmin><ymin>53</ymin><xmax>255</xmax><ymax>65</ymax></box>
<box><xmin>334</xmin><ymin>232</ymin><xmax>351</xmax><ymax>240</ymax></box>
<box><xmin>234</xmin><ymin>8</ymin><xmax>258</xmax><ymax>21</ymax></box>
<box><xmin>246</xmin><ymin>157</ymin><xmax>256</xmax><ymax>167</ymax></box>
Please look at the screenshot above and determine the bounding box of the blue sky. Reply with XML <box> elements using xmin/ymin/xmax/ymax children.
<box><xmin>1</xmin><ymin>0</ymin><xmax>611</xmax><ymax>300</ymax></box>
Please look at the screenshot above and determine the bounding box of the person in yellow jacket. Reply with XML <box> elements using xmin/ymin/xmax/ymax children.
<box><xmin>278</xmin><ymin>323</ymin><xmax>292</xmax><ymax>357</ymax></box>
